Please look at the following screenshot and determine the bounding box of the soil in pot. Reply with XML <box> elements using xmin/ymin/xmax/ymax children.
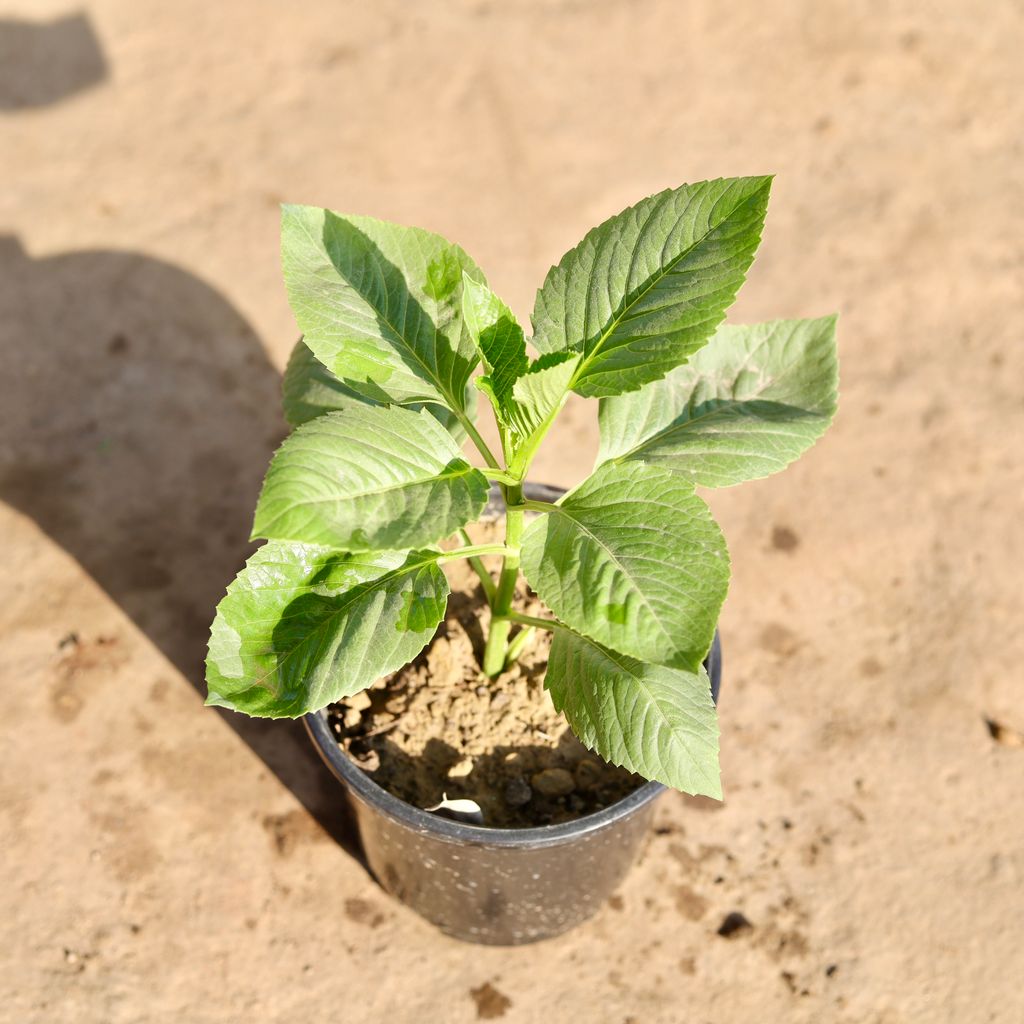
<box><xmin>326</xmin><ymin>525</ymin><xmax>643</xmax><ymax>828</ymax></box>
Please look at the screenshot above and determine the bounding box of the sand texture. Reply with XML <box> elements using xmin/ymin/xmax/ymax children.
<box><xmin>1</xmin><ymin>2</ymin><xmax>1022</xmax><ymax>1022</ymax></box>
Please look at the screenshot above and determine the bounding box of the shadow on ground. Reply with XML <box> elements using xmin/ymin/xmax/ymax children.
<box><xmin>0</xmin><ymin>234</ymin><xmax>362</xmax><ymax>859</ymax></box>
<box><xmin>0</xmin><ymin>12</ymin><xmax>107</xmax><ymax>110</ymax></box>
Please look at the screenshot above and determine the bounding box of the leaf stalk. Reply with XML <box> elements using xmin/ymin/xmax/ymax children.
<box><xmin>504</xmin><ymin>610</ymin><xmax>565</xmax><ymax>632</ymax></box>
<box><xmin>456</xmin><ymin>528</ymin><xmax>497</xmax><ymax>604</ymax></box>
<box><xmin>503</xmin><ymin>625</ymin><xmax>536</xmax><ymax>668</ymax></box>
<box><xmin>435</xmin><ymin>543</ymin><xmax>511</xmax><ymax>564</ymax></box>
<box><xmin>482</xmin><ymin>467</ymin><xmax>521</xmax><ymax>486</ymax></box>
<box><xmin>482</xmin><ymin>483</ymin><xmax>524</xmax><ymax>676</ymax></box>
<box><xmin>456</xmin><ymin>410</ymin><xmax>502</xmax><ymax>470</ymax></box>
<box><xmin>511</xmin><ymin>498</ymin><xmax>558</xmax><ymax>514</ymax></box>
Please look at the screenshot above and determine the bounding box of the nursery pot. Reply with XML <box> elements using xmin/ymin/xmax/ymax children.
<box><xmin>304</xmin><ymin>483</ymin><xmax>723</xmax><ymax>945</ymax></box>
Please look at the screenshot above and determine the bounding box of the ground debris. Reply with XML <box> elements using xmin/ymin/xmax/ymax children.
<box><xmin>717</xmin><ymin>911</ymin><xmax>753</xmax><ymax>938</ymax></box>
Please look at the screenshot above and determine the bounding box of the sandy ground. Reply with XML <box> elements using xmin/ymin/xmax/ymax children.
<box><xmin>1</xmin><ymin>1</ymin><xmax>1022</xmax><ymax>1021</ymax></box>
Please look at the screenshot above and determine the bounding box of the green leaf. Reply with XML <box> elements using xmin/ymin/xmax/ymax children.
<box><xmin>597</xmin><ymin>317</ymin><xmax>838</xmax><ymax>487</ymax></box>
<box><xmin>282</xmin><ymin>336</ymin><xmax>374</xmax><ymax>426</ymax></box>
<box><xmin>508</xmin><ymin>352</ymin><xmax>581</xmax><ymax>443</ymax></box>
<box><xmin>206</xmin><ymin>543</ymin><xmax>448</xmax><ymax>718</ymax></box>
<box><xmin>281</xmin><ymin>205</ymin><xmax>484</xmax><ymax>414</ymax></box>
<box><xmin>252</xmin><ymin>405</ymin><xmax>489</xmax><ymax>550</ymax></box>
<box><xmin>546</xmin><ymin>628</ymin><xmax>721</xmax><ymax>797</ymax></box>
<box><xmin>531</xmin><ymin>176</ymin><xmax>772</xmax><ymax>398</ymax></box>
<box><xmin>521</xmin><ymin>462</ymin><xmax>729</xmax><ymax>670</ymax></box>
<box><xmin>281</xmin><ymin>337</ymin><xmax>469</xmax><ymax>441</ymax></box>
<box><xmin>462</xmin><ymin>275</ymin><xmax>527</xmax><ymax>420</ymax></box>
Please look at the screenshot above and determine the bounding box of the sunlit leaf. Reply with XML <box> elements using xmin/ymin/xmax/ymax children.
<box><xmin>598</xmin><ymin>317</ymin><xmax>838</xmax><ymax>486</ymax></box>
<box><xmin>462</xmin><ymin>275</ymin><xmax>527</xmax><ymax>423</ymax></box>
<box><xmin>546</xmin><ymin>628</ymin><xmax>720</xmax><ymax>797</ymax></box>
<box><xmin>252</xmin><ymin>405</ymin><xmax>488</xmax><ymax>550</ymax></box>
<box><xmin>281</xmin><ymin>205</ymin><xmax>484</xmax><ymax>414</ymax></box>
<box><xmin>521</xmin><ymin>462</ymin><xmax>728</xmax><ymax>670</ymax></box>
<box><xmin>206</xmin><ymin>543</ymin><xmax>448</xmax><ymax>718</ymax></box>
<box><xmin>532</xmin><ymin>177</ymin><xmax>771</xmax><ymax>397</ymax></box>
<box><xmin>281</xmin><ymin>337</ymin><xmax>468</xmax><ymax>440</ymax></box>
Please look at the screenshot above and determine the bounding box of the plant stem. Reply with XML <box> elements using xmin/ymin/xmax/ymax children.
<box><xmin>503</xmin><ymin>625</ymin><xmax>536</xmax><ymax>668</ymax></box>
<box><xmin>455</xmin><ymin>411</ymin><xmax>502</xmax><ymax>470</ymax></box>
<box><xmin>456</xmin><ymin>528</ymin><xmax>497</xmax><ymax>604</ymax></box>
<box><xmin>513</xmin><ymin>498</ymin><xmax>558</xmax><ymax>514</ymax></box>
<box><xmin>482</xmin><ymin>467</ymin><xmax>521</xmax><ymax>486</ymax></box>
<box><xmin>435</xmin><ymin>543</ymin><xmax>511</xmax><ymax>564</ymax></box>
<box><xmin>505</xmin><ymin>610</ymin><xmax>564</xmax><ymax>632</ymax></box>
<box><xmin>482</xmin><ymin>483</ymin><xmax>523</xmax><ymax>677</ymax></box>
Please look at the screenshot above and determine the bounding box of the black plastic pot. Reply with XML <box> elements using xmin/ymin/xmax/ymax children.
<box><xmin>304</xmin><ymin>483</ymin><xmax>723</xmax><ymax>945</ymax></box>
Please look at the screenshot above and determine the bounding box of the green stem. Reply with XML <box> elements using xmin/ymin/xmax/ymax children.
<box><xmin>435</xmin><ymin>543</ymin><xmax>511</xmax><ymax>564</ymax></box>
<box><xmin>505</xmin><ymin>610</ymin><xmax>564</xmax><ymax>632</ymax></box>
<box><xmin>512</xmin><ymin>499</ymin><xmax>558</xmax><ymax>514</ymax></box>
<box><xmin>482</xmin><ymin>467</ymin><xmax>520</xmax><ymax>486</ymax></box>
<box><xmin>457</xmin><ymin>528</ymin><xmax>496</xmax><ymax>604</ymax></box>
<box><xmin>482</xmin><ymin>483</ymin><xmax>524</xmax><ymax>677</ymax></box>
<box><xmin>503</xmin><ymin>625</ymin><xmax>536</xmax><ymax>668</ymax></box>
<box><xmin>455</xmin><ymin>411</ymin><xmax>502</xmax><ymax>470</ymax></box>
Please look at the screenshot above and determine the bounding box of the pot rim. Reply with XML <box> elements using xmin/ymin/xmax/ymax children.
<box><xmin>304</xmin><ymin>708</ymin><xmax>667</xmax><ymax>849</ymax></box>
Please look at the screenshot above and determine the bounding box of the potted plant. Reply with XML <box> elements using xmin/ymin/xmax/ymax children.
<box><xmin>206</xmin><ymin>176</ymin><xmax>838</xmax><ymax>944</ymax></box>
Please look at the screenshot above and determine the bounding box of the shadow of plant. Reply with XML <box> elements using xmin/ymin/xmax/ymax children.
<box><xmin>0</xmin><ymin>234</ymin><xmax>362</xmax><ymax>858</ymax></box>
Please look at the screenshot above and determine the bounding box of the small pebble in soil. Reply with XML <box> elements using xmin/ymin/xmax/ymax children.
<box><xmin>490</xmin><ymin>692</ymin><xmax>510</xmax><ymax>710</ymax></box>
<box><xmin>531</xmin><ymin>768</ymin><xmax>575</xmax><ymax>797</ymax></box>
<box><xmin>351</xmin><ymin>748</ymin><xmax>380</xmax><ymax>772</ymax></box>
<box><xmin>504</xmin><ymin>776</ymin><xmax>532</xmax><ymax>807</ymax></box>
<box><xmin>573</xmin><ymin>758</ymin><xmax>604</xmax><ymax>792</ymax></box>
<box><xmin>475</xmin><ymin>685</ymin><xmax>489</xmax><ymax>697</ymax></box>
<box><xmin>447</xmin><ymin>757</ymin><xmax>474</xmax><ymax>778</ymax></box>
<box><xmin>342</xmin><ymin>707</ymin><xmax>361</xmax><ymax>729</ymax></box>
<box><xmin>717</xmin><ymin>911</ymin><xmax>753</xmax><ymax>938</ymax></box>
<box><xmin>985</xmin><ymin>717</ymin><xmax>1024</xmax><ymax>747</ymax></box>
<box><xmin>348</xmin><ymin>690</ymin><xmax>372</xmax><ymax>712</ymax></box>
